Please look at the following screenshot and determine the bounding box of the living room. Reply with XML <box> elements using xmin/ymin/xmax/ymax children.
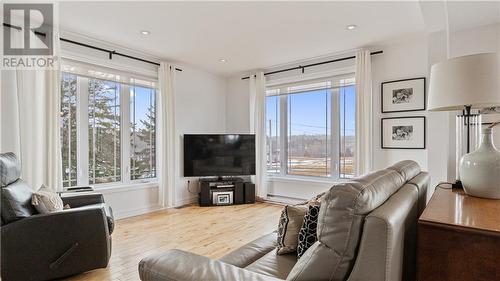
<box><xmin>1</xmin><ymin>1</ymin><xmax>499</xmax><ymax>281</ymax></box>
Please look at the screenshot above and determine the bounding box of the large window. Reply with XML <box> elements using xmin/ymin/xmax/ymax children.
<box><xmin>265</xmin><ymin>75</ymin><xmax>356</xmax><ymax>179</ymax></box>
<box><xmin>60</xmin><ymin>61</ymin><xmax>157</xmax><ymax>187</ymax></box>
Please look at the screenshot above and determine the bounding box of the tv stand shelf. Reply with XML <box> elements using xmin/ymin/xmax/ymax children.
<box><xmin>199</xmin><ymin>177</ymin><xmax>255</xmax><ymax>206</ymax></box>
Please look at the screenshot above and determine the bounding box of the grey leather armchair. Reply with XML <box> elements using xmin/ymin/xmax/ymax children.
<box><xmin>0</xmin><ymin>152</ymin><xmax>114</xmax><ymax>281</ymax></box>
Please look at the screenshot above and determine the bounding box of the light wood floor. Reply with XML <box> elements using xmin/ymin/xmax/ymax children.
<box><xmin>65</xmin><ymin>202</ymin><xmax>283</xmax><ymax>281</ymax></box>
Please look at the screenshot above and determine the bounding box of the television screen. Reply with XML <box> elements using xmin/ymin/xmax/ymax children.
<box><xmin>183</xmin><ymin>134</ymin><xmax>256</xmax><ymax>177</ymax></box>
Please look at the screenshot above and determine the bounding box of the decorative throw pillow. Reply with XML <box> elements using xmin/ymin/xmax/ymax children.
<box><xmin>276</xmin><ymin>204</ymin><xmax>308</xmax><ymax>255</ymax></box>
<box><xmin>32</xmin><ymin>185</ymin><xmax>64</xmax><ymax>214</ymax></box>
<box><xmin>297</xmin><ymin>204</ymin><xmax>320</xmax><ymax>258</ymax></box>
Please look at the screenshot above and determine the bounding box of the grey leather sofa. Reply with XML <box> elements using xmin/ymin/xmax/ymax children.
<box><xmin>0</xmin><ymin>152</ymin><xmax>114</xmax><ymax>281</ymax></box>
<box><xmin>139</xmin><ymin>160</ymin><xmax>429</xmax><ymax>281</ymax></box>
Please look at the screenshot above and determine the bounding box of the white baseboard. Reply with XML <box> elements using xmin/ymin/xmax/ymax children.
<box><xmin>174</xmin><ymin>196</ymin><xmax>198</xmax><ymax>207</ymax></box>
<box><xmin>114</xmin><ymin>204</ymin><xmax>163</xmax><ymax>220</ymax></box>
<box><xmin>113</xmin><ymin>196</ymin><xmax>197</xmax><ymax>220</ymax></box>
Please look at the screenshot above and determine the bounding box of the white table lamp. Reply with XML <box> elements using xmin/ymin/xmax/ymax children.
<box><xmin>428</xmin><ymin>53</ymin><xmax>500</xmax><ymax>198</ymax></box>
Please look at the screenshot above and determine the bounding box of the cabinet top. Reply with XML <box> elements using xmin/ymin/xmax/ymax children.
<box><xmin>419</xmin><ymin>187</ymin><xmax>500</xmax><ymax>233</ymax></box>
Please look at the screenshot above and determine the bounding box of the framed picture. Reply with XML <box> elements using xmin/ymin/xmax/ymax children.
<box><xmin>381</xmin><ymin>116</ymin><xmax>426</xmax><ymax>149</ymax></box>
<box><xmin>381</xmin><ymin>77</ymin><xmax>426</xmax><ymax>113</ymax></box>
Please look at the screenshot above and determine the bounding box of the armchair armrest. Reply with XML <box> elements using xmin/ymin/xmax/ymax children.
<box><xmin>139</xmin><ymin>249</ymin><xmax>283</xmax><ymax>281</ymax></box>
<box><xmin>1</xmin><ymin>206</ymin><xmax>111</xmax><ymax>281</ymax></box>
<box><xmin>61</xmin><ymin>192</ymin><xmax>104</xmax><ymax>208</ymax></box>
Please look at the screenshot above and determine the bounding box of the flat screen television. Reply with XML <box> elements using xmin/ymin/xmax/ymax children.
<box><xmin>184</xmin><ymin>134</ymin><xmax>256</xmax><ymax>177</ymax></box>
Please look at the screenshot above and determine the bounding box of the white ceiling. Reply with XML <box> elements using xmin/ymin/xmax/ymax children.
<box><xmin>59</xmin><ymin>1</ymin><xmax>426</xmax><ymax>75</ymax></box>
<box><xmin>58</xmin><ymin>1</ymin><xmax>498</xmax><ymax>76</ymax></box>
<box><xmin>420</xmin><ymin>1</ymin><xmax>500</xmax><ymax>33</ymax></box>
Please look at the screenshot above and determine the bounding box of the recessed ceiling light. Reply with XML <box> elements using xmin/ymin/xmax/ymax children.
<box><xmin>140</xmin><ymin>30</ymin><xmax>150</xmax><ymax>35</ymax></box>
<box><xmin>219</xmin><ymin>58</ymin><xmax>227</xmax><ymax>63</ymax></box>
<box><xmin>346</xmin><ymin>25</ymin><xmax>357</xmax><ymax>30</ymax></box>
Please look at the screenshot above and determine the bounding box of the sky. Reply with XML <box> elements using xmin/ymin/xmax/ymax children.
<box><xmin>266</xmin><ymin>85</ymin><xmax>356</xmax><ymax>137</ymax></box>
<box><xmin>131</xmin><ymin>86</ymin><xmax>155</xmax><ymax>130</ymax></box>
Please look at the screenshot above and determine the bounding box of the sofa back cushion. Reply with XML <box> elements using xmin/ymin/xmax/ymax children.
<box><xmin>1</xmin><ymin>179</ymin><xmax>38</xmax><ymax>223</ymax></box>
<box><xmin>0</xmin><ymin>152</ymin><xmax>21</xmax><ymax>187</ymax></box>
<box><xmin>287</xmin><ymin>160</ymin><xmax>420</xmax><ymax>281</ymax></box>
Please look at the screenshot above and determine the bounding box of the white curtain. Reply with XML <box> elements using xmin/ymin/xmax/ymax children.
<box><xmin>249</xmin><ymin>72</ymin><xmax>268</xmax><ymax>199</ymax></box>
<box><xmin>355</xmin><ymin>50</ymin><xmax>373</xmax><ymax>176</ymax></box>
<box><xmin>158</xmin><ymin>62</ymin><xmax>176</xmax><ymax>208</ymax></box>
<box><xmin>0</xmin><ymin>30</ymin><xmax>63</xmax><ymax>191</ymax></box>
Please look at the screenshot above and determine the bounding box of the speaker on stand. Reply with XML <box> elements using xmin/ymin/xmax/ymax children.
<box><xmin>244</xmin><ymin>182</ymin><xmax>256</xmax><ymax>204</ymax></box>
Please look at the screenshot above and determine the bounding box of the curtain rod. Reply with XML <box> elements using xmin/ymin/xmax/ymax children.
<box><xmin>3</xmin><ymin>23</ymin><xmax>182</xmax><ymax>72</ymax></box>
<box><xmin>241</xmin><ymin>50</ymin><xmax>383</xmax><ymax>80</ymax></box>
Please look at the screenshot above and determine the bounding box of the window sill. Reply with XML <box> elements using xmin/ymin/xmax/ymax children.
<box><xmin>92</xmin><ymin>180</ymin><xmax>159</xmax><ymax>194</ymax></box>
<box><xmin>267</xmin><ymin>175</ymin><xmax>350</xmax><ymax>185</ymax></box>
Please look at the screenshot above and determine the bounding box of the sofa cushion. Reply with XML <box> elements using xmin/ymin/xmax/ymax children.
<box><xmin>1</xmin><ymin>179</ymin><xmax>38</xmax><ymax>223</ymax></box>
<box><xmin>245</xmin><ymin>250</ymin><xmax>297</xmax><ymax>279</ymax></box>
<box><xmin>387</xmin><ymin>160</ymin><xmax>421</xmax><ymax>182</ymax></box>
<box><xmin>277</xmin><ymin>205</ymin><xmax>308</xmax><ymax>254</ymax></box>
<box><xmin>0</xmin><ymin>152</ymin><xmax>21</xmax><ymax>187</ymax></box>
<box><xmin>347</xmin><ymin>184</ymin><xmax>419</xmax><ymax>281</ymax></box>
<box><xmin>287</xmin><ymin>161</ymin><xmax>417</xmax><ymax>281</ymax></box>
<box><xmin>220</xmin><ymin>232</ymin><xmax>277</xmax><ymax>268</ymax></box>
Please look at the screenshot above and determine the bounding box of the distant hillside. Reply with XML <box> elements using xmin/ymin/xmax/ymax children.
<box><xmin>267</xmin><ymin>134</ymin><xmax>355</xmax><ymax>158</ymax></box>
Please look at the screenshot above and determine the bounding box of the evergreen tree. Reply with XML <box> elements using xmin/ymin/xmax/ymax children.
<box><xmin>88</xmin><ymin>79</ymin><xmax>121</xmax><ymax>184</ymax></box>
<box><xmin>60</xmin><ymin>74</ymin><xmax>77</xmax><ymax>187</ymax></box>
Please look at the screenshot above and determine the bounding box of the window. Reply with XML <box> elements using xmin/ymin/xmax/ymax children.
<box><xmin>265</xmin><ymin>75</ymin><xmax>356</xmax><ymax>179</ymax></box>
<box><xmin>88</xmin><ymin>79</ymin><xmax>122</xmax><ymax>184</ymax></box>
<box><xmin>61</xmin><ymin>73</ymin><xmax>78</xmax><ymax>187</ymax></box>
<box><xmin>60</xmin><ymin>61</ymin><xmax>157</xmax><ymax>187</ymax></box>
<box><xmin>130</xmin><ymin>84</ymin><xmax>156</xmax><ymax>180</ymax></box>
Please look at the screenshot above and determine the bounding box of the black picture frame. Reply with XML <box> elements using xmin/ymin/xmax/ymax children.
<box><xmin>381</xmin><ymin>77</ymin><xmax>426</xmax><ymax>113</ymax></box>
<box><xmin>381</xmin><ymin>116</ymin><xmax>426</xmax><ymax>149</ymax></box>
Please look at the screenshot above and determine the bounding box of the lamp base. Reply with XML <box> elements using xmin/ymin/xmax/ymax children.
<box><xmin>459</xmin><ymin>128</ymin><xmax>500</xmax><ymax>199</ymax></box>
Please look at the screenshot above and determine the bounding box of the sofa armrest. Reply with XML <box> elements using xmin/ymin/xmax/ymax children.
<box><xmin>139</xmin><ymin>249</ymin><xmax>284</xmax><ymax>281</ymax></box>
<box><xmin>61</xmin><ymin>192</ymin><xmax>104</xmax><ymax>208</ymax></box>
<box><xmin>1</xmin><ymin>206</ymin><xmax>111</xmax><ymax>281</ymax></box>
<box><xmin>219</xmin><ymin>232</ymin><xmax>278</xmax><ymax>268</ymax></box>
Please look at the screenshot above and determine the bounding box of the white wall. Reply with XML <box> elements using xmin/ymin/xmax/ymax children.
<box><xmin>225</xmin><ymin>37</ymin><xmax>435</xmax><ymax>201</ymax></box>
<box><xmin>174</xmin><ymin>64</ymin><xmax>227</xmax><ymax>206</ymax></box>
<box><xmin>59</xmin><ymin>34</ymin><xmax>227</xmax><ymax>218</ymax></box>
<box><xmin>225</xmin><ymin>74</ymin><xmax>250</xmax><ymax>133</ymax></box>
<box><xmin>371</xmin><ymin>36</ymin><xmax>429</xmax><ymax>172</ymax></box>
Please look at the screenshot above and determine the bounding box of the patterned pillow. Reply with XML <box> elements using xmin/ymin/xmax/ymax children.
<box><xmin>276</xmin><ymin>204</ymin><xmax>308</xmax><ymax>255</ymax></box>
<box><xmin>32</xmin><ymin>185</ymin><xmax>64</xmax><ymax>214</ymax></box>
<box><xmin>297</xmin><ymin>204</ymin><xmax>320</xmax><ymax>258</ymax></box>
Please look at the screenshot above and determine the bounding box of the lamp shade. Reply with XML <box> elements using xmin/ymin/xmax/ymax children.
<box><xmin>428</xmin><ymin>53</ymin><xmax>500</xmax><ymax>111</ymax></box>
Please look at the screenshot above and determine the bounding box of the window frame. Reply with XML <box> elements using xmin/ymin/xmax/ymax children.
<box><xmin>61</xmin><ymin>63</ymin><xmax>159</xmax><ymax>188</ymax></box>
<box><xmin>265</xmin><ymin>73</ymin><xmax>356</xmax><ymax>181</ymax></box>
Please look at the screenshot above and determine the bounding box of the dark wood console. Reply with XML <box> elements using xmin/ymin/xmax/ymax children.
<box><xmin>199</xmin><ymin>178</ymin><xmax>255</xmax><ymax>206</ymax></box>
<box><xmin>417</xmin><ymin>187</ymin><xmax>500</xmax><ymax>281</ymax></box>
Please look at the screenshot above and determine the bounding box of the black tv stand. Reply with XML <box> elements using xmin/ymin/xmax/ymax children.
<box><xmin>199</xmin><ymin>177</ymin><xmax>255</xmax><ymax>206</ymax></box>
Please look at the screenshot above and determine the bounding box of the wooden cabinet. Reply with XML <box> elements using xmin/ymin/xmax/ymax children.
<box><xmin>417</xmin><ymin>187</ymin><xmax>500</xmax><ymax>281</ymax></box>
